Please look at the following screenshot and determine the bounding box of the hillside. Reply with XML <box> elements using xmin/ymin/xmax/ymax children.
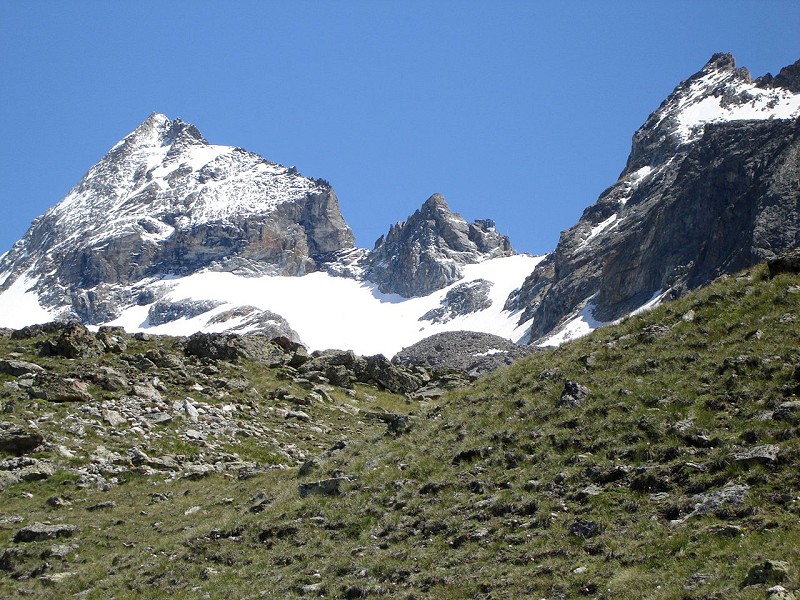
<box><xmin>1</xmin><ymin>257</ymin><xmax>798</xmax><ymax>598</ymax></box>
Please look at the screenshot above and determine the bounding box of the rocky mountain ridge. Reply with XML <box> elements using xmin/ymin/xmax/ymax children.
<box><xmin>0</xmin><ymin>114</ymin><xmax>520</xmax><ymax>350</ymax></box>
<box><xmin>509</xmin><ymin>53</ymin><xmax>800</xmax><ymax>344</ymax></box>
<box><xmin>0</xmin><ymin>53</ymin><xmax>798</xmax><ymax>354</ymax></box>
<box><xmin>0</xmin><ymin>113</ymin><xmax>355</xmax><ymax>323</ymax></box>
<box><xmin>364</xmin><ymin>193</ymin><xmax>514</xmax><ymax>297</ymax></box>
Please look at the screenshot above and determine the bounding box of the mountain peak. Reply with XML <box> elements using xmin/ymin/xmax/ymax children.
<box><xmin>421</xmin><ymin>193</ymin><xmax>449</xmax><ymax>211</ymax></box>
<box><xmin>365</xmin><ymin>194</ymin><xmax>513</xmax><ymax>297</ymax></box>
<box><xmin>0</xmin><ymin>113</ymin><xmax>354</xmax><ymax>322</ymax></box>
<box><xmin>625</xmin><ymin>54</ymin><xmax>800</xmax><ymax>172</ymax></box>
<box><xmin>704</xmin><ymin>52</ymin><xmax>737</xmax><ymax>71</ymax></box>
<box><xmin>123</xmin><ymin>113</ymin><xmax>206</xmax><ymax>151</ymax></box>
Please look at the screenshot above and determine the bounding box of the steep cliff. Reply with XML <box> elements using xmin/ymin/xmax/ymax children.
<box><xmin>508</xmin><ymin>54</ymin><xmax>800</xmax><ymax>343</ymax></box>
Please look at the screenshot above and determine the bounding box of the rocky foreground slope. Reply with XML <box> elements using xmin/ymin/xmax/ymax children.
<box><xmin>0</xmin><ymin>254</ymin><xmax>798</xmax><ymax>598</ymax></box>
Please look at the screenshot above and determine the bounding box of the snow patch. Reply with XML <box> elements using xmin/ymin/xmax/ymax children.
<box><xmin>474</xmin><ymin>348</ymin><xmax>507</xmax><ymax>357</ymax></box>
<box><xmin>538</xmin><ymin>295</ymin><xmax>606</xmax><ymax>347</ymax></box>
<box><xmin>105</xmin><ymin>253</ymin><xmax>544</xmax><ymax>356</ymax></box>
<box><xmin>0</xmin><ymin>275</ymin><xmax>53</xmax><ymax>328</ymax></box>
<box><xmin>667</xmin><ymin>68</ymin><xmax>800</xmax><ymax>144</ymax></box>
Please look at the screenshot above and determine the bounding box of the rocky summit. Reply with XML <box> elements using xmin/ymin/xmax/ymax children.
<box><xmin>507</xmin><ymin>53</ymin><xmax>800</xmax><ymax>345</ymax></box>
<box><xmin>364</xmin><ymin>194</ymin><xmax>514</xmax><ymax>297</ymax></box>
<box><xmin>0</xmin><ymin>113</ymin><xmax>354</xmax><ymax>323</ymax></box>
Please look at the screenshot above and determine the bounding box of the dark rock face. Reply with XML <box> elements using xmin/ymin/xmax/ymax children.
<box><xmin>756</xmin><ymin>58</ymin><xmax>800</xmax><ymax>93</ymax></box>
<box><xmin>365</xmin><ymin>194</ymin><xmax>513</xmax><ymax>297</ymax></box>
<box><xmin>0</xmin><ymin>113</ymin><xmax>355</xmax><ymax>323</ymax></box>
<box><xmin>509</xmin><ymin>54</ymin><xmax>800</xmax><ymax>342</ymax></box>
<box><xmin>420</xmin><ymin>279</ymin><xmax>493</xmax><ymax>324</ymax></box>
<box><xmin>394</xmin><ymin>331</ymin><xmax>533</xmax><ymax>376</ymax></box>
<box><xmin>148</xmin><ymin>299</ymin><xmax>224</xmax><ymax>326</ymax></box>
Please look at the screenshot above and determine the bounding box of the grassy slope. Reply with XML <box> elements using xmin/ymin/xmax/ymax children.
<box><xmin>1</xmin><ymin>264</ymin><xmax>799</xmax><ymax>599</ymax></box>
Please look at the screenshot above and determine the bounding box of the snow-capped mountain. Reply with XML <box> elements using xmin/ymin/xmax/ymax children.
<box><xmin>509</xmin><ymin>53</ymin><xmax>800</xmax><ymax>345</ymax></box>
<box><xmin>1</xmin><ymin>54</ymin><xmax>797</xmax><ymax>355</ymax></box>
<box><xmin>0</xmin><ymin>114</ymin><xmax>534</xmax><ymax>356</ymax></box>
<box><xmin>0</xmin><ymin>113</ymin><xmax>354</xmax><ymax>324</ymax></box>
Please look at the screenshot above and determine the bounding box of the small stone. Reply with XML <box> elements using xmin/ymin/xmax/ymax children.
<box><xmin>183</xmin><ymin>399</ymin><xmax>200</xmax><ymax>423</ymax></box>
<box><xmin>47</xmin><ymin>544</ymin><xmax>76</xmax><ymax>560</ymax></box>
<box><xmin>767</xmin><ymin>585</ymin><xmax>797</xmax><ymax>600</ymax></box>
<box><xmin>184</xmin><ymin>506</ymin><xmax>201</xmax><ymax>516</ymax></box>
<box><xmin>102</xmin><ymin>410</ymin><xmax>127</xmax><ymax>427</ymax></box>
<box><xmin>143</xmin><ymin>412</ymin><xmax>172</xmax><ymax>424</ymax></box>
<box><xmin>299</xmin><ymin>477</ymin><xmax>349</xmax><ymax>498</ymax></box>
<box><xmin>40</xmin><ymin>572</ymin><xmax>75</xmax><ymax>585</ymax></box>
<box><xmin>558</xmin><ymin>381</ymin><xmax>591</xmax><ymax>408</ymax></box>
<box><xmin>285</xmin><ymin>410</ymin><xmax>310</xmax><ymax>422</ymax></box>
<box><xmin>47</xmin><ymin>496</ymin><xmax>72</xmax><ymax>508</ymax></box>
<box><xmin>0</xmin><ymin>422</ymin><xmax>44</xmax><ymax>455</ymax></box>
<box><xmin>568</xmin><ymin>519</ymin><xmax>602</xmax><ymax>539</ymax></box>
<box><xmin>86</xmin><ymin>501</ymin><xmax>116</xmax><ymax>511</ymax></box>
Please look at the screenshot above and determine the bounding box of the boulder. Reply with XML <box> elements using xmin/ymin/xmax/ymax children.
<box><xmin>741</xmin><ymin>560</ymin><xmax>791</xmax><ymax>588</ymax></box>
<box><xmin>768</xmin><ymin>248</ymin><xmax>800</xmax><ymax>278</ymax></box>
<box><xmin>558</xmin><ymin>381</ymin><xmax>591</xmax><ymax>408</ymax></box>
<box><xmin>13</xmin><ymin>523</ymin><xmax>77</xmax><ymax>543</ymax></box>
<box><xmin>568</xmin><ymin>519</ymin><xmax>603</xmax><ymax>539</ymax></box>
<box><xmin>28</xmin><ymin>374</ymin><xmax>92</xmax><ymax>403</ymax></box>
<box><xmin>362</xmin><ymin>354</ymin><xmax>424</xmax><ymax>394</ymax></box>
<box><xmin>0</xmin><ymin>359</ymin><xmax>44</xmax><ymax>377</ymax></box>
<box><xmin>299</xmin><ymin>477</ymin><xmax>349</xmax><ymax>498</ymax></box>
<box><xmin>53</xmin><ymin>322</ymin><xmax>105</xmax><ymax>358</ymax></box>
<box><xmin>0</xmin><ymin>422</ymin><xmax>44</xmax><ymax>455</ymax></box>
<box><xmin>732</xmin><ymin>444</ymin><xmax>780</xmax><ymax>465</ymax></box>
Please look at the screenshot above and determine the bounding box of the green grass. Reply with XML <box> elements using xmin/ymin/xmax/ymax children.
<box><xmin>1</xmin><ymin>264</ymin><xmax>799</xmax><ymax>598</ymax></box>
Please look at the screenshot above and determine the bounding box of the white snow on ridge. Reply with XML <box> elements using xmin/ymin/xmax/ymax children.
<box><xmin>39</xmin><ymin>117</ymin><xmax>324</xmax><ymax>254</ymax></box>
<box><xmin>538</xmin><ymin>295</ymin><xmax>606</xmax><ymax>348</ymax></box>
<box><xmin>106</xmin><ymin>254</ymin><xmax>544</xmax><ymax>357</ymax></box>
<box><xmin>669</xmin><ymin>68</ymin><xmax>800</xmax><ymax>143</ymax></box>
<box><xmin>584</xmin><ymin>214</ymin><xmax>618</xmax><ymax>245</ymax></box>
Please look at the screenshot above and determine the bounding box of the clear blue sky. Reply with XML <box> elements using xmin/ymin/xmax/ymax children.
<box><xmin>1</xmin><ymin>1</ymin><xmax>798</xmax><ymax>256</ymax></box>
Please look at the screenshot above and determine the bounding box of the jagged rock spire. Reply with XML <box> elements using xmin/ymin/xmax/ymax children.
<box><xmin>365</xmin><ymin>193</ymin><xmax>513</xmax><ymax>297</ymax></box>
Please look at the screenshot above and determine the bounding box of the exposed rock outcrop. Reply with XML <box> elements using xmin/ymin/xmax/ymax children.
<box><xmin>0</xmin><ymin>113</ymin><xmax>355</xmax><ymax>323</ymax></box>
<box><xmin>420</xmin><ymin>279</ymin><xmax>493</xmax><ymax>324</ymax></box>
<box><xmin>365</xmin><ymin>194</ymin><xmax>513</xmax><ymax>297</ymax></box>
<box><xmin>394</xmin><ymin>331</ymin><xmax>533</xmax><ymax>376</ymax></box>
<box><xmin>508</xmin><ymin>54</ymin><xmax>800</xmax><ymax>343</ymax></box>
